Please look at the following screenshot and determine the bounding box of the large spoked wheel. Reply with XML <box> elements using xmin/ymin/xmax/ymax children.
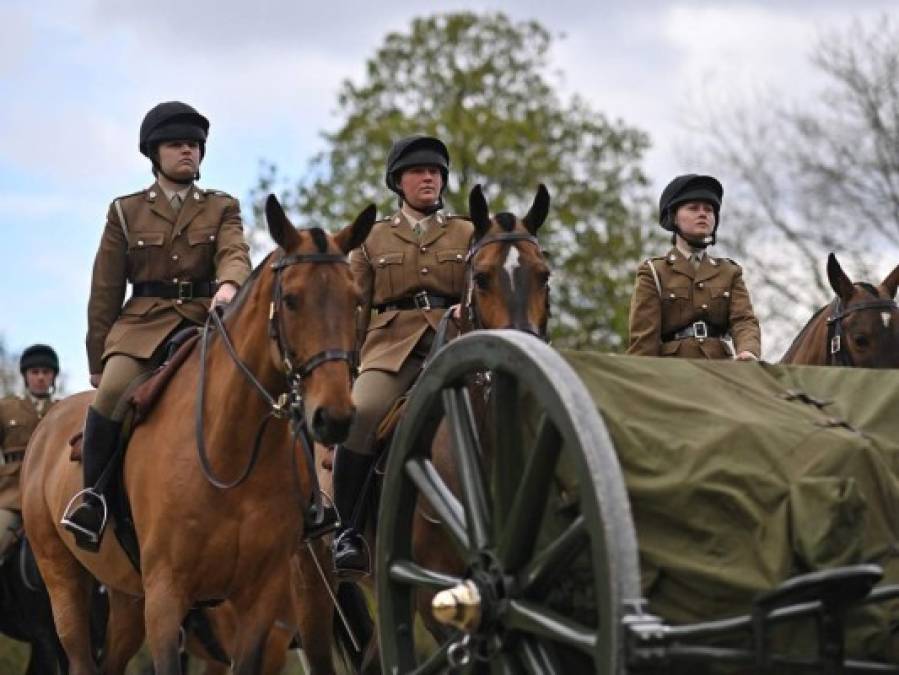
<box><xmin>377</xmin><ymin>331</ymin><xmax>640</xmax><ymax>674</ymax></box>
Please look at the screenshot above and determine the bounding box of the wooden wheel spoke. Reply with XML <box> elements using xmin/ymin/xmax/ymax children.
<box><xmin>405</xmin><ymin>457</ymin><xmax>469</xmax><ymax>552</ymax></box>
<box><xmin>497</xmin><ymin>414</ymin><xmax>563</xmax><ymax>570</ymax></box>
<box><xmin>519</xmin><ymin>515</ymin><xmax>588</xmax><ymax>596</ymax></box>
<box><xmin>442</xmin><ymin>386</ymin><xmax>492</xmax><ymax>550</ymax></box>
<box><xmin>408</xmin><ymin>639</ymin><xmax>451</xmax><ymax>675</ymax></box>
<box><xmin>490</xmin><ymin>371</ymin><xmax>522</xmax><ymax>531</ymax></box>
<box><xmin>502</xmin><ymin>599</ymin><xmax>596</xmax><ymax>656</ymax></box>
<box><xmin>519</xmin><ymin>637</ymin><xmax>563</xmax><ymax>674</ymax></box>
<box><xmin>387</xmin><ymin>559</ymin><xmax>461</xmax><ymax>590</ymax></box>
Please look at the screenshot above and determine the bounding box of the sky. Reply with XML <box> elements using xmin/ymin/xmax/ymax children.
<box><xmin>1</xmin><ymin>0</ymin><xmax>896</xmax><ymax>390</ymax></box>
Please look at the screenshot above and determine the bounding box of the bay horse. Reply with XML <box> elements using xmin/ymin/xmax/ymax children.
<box><xmin>21</xmin><ymin>194</ymin><xmax>375</xmax><ymax>675</ymax></box>
<box><xmin>781</xmin><ymin>253</ymin><xmax>899</xmax><ymax>367</ymax></box>
<box><xmin>324</xmin><ymin>183</ymin><xmax>552</xmax><ymax>670</ymax></box>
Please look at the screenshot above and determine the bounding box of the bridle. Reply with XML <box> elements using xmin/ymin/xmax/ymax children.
<box><xmin>825</xmin><ymin>294</ymin><xmax>898</xmax><ymax>366</ymax></box>
<box><xmin>463</xmin><ymin>231</ymin><xmax>549</xmax><ymax>341</ymax></box>
<box><xmin>195</xmin><ymin>249</ymin><xmax>355</xmax><ymax>534</ymax></box>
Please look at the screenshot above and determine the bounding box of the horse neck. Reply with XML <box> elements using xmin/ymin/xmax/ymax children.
<box><xmin>782</xmin><ymin>305</ymin><xmax>831</xmax><ymax>365</ymax></box>
<box><xmin>202</xmin><ymin>270</ymin><xmax>285</xmax><ymax>417</ymax></box>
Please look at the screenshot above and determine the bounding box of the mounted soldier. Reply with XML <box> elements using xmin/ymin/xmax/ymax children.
<box><xmin>331</xmin><ymin>134</ymin><xmax>474</xmax><ymax>575</ymax></box>
<box><xmin>0</xmin><ymin>345</ymin><xmax>59</xmax><ymax>560</ymax></box>
<box><xmin>627</xmin><ymin>174</ymin><xmax>761</xmax><ymax>360</ymax></box>
<box><xmin>61</xmin><ymin>101</ymin><xmax>252</xmax><ymax>550</ymax></box>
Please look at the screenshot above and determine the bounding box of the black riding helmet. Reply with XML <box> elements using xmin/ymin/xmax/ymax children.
<box><xmin>20</xmin><ymin>344</ymin><xmax>59</xmax><ymax>376</ymax></box>
<box><xmin>658</xmin><ymin>174</ymin><xmax>723</xmax><ymax>246</ymax></box>
<box><xmin>139</xmin><ymin>101</ymin><xmax>209</xmax><ymax>182</ymax></box>
<box><xmin>385</xmin><ymin>135</ymin><xmax>450</xmax><ymax>211</ymax></box>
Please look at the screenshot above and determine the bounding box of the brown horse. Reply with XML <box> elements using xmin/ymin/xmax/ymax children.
<box><xmin>319</xmin><ymin>184</ymin><xmax>551</xmax><ymax>670</ymax></box>
<box><xmin>21</xmin><ymin>194</ymin><xmax>375</xmax><ymax>675</ymax></box>
<box><xmin>781</xmin><ymin>253</ymin><xmax>899</xmax><ymax>367</ymax></box>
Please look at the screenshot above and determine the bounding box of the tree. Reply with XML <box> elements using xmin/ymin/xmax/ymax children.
<box><xmin>250</xmin><ymin>12</ymin><xmax>656</xmax><ymax>349</ymax></box>
<box><xmin>0</xmin><ymin>337</ymin><xmax>20</xmax><ymax>397</ymax></box>
<box><xmin>688</xmin><ymin>15</ymin><xmax>899</xmax><ymax>356</ymax></box>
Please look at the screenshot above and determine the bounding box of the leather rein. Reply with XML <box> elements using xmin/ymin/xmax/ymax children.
<box><xmin>195</xmin><ymin>251</ymin><xmax>355</xmax><ymax>529</ymax></box>
<box><xmin>463</xmin><ymin>231</ymin><xmax>548</xmax><ymax>341</ymax></box>
<box><xmin>825</xmin><ymin>295</ymin><xmax>898</xmax><ymax>366</ymax></box>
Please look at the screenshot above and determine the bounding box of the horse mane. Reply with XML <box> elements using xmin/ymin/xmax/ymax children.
<box><xmin>220</xmin><ymin>251</ymin><xmax>275</xmax><ymax>321</ymax></box>
<box><xmin>494</xmin><ymin>212</ymin><xmax>516</xmax><ymax>232</ymax></box>
<box><xmin>780</xmin><ymin>301</ymin><xmax>831</xmax><ymax>362</ymax></box>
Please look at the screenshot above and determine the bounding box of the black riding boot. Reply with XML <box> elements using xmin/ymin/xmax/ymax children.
<box><xmin>332</xmin><ymin>446</ymin><xmax>375</xmax><ymax>575</ymax></box>
<box><xmin>61</xmin><ymin>407</ymin><xmax>121</xmax><ymax>552</ymax></box>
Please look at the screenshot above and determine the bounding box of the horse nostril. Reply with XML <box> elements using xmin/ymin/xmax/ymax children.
<box><xmin>311</xmin><ymin>407</ymin><xmax>354</xmax><ymax>444</ymax></box>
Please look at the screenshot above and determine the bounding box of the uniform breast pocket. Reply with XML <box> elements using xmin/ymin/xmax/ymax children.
<box><xmin>185</xmin><ymin>227</ymin><xmax>219</xmax><ymax>277</ymax></box>
<box><xmin>127</xmin><ymin>231</ymin><xmax>166</xmax><ymax>277</ymax></box>
<box><xmin>708</xmin><ymin>286</ymin><xmax>731</xmax><ymax>326</ymax></box>
<box><xmin>434</xmin><ymin>249</ymin><xmax>467</xmax><ymax>296</ymax></box>
<box><xmin>2</xmin><ymin>420</ymin><xmax>29</xmax><ymax>452</ymax></box>
<box><xmin>662</xmin><ymin>285</ymin><xmax>692</xmax><ymax>331</ymax></box>
<box><xmin>373</xmin><ymin>252</ymin><xmax>405</xmax><ymax>299</ymax></box>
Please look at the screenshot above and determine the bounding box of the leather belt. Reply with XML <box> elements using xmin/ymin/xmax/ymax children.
<box><xmin>664</xmin><ymin>320</ymin><xmax>727</xmax><ymax>341</ymax></box>
<box><xmin>132</xmin><ymin>280</ymin><xmax>217</xmax><ymax>301</ymax></box>
<box><xmin>3</xmin><ymin>449</ymin><xmax>25</xmax><ymax>463</ymax></box>
<box><xmin>376</xmin><ymin>291</ymin><xmax>457</xmax><ymax>313</ymax></box>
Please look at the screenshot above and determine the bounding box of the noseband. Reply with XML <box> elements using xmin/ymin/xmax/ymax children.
<box><xmin>464</xmin><ymin>232</ymin><xmax>548</xmax><ymax>341</ymax></box>
<box><xmin>196</xmin><ymin>250</ymin><xmax>355</xmax><ymax>495</ymax></box>
<box><xmin>826</xmin><ymin>295</ymin><xmax>898</xmax><ymax>366</ymax></box>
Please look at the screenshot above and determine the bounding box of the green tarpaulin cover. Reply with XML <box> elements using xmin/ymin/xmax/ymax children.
<box><xmin>560</xmin><ymin>352</ymin><xmax>899</xmax><ymax>663</ymax></box>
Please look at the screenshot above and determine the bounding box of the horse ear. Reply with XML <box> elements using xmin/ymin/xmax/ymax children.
<box><xmin>469</xmin><ymin>184</ymin><xmax>491</xmax><ymax>240</ymax></box>
<box><xmin>827</xmin><ymin>252</ymin><xmax>854</xmax><ymax>301</ymax></box>
<box><xmin>334</xmin><ymin>204</ymin><xmax>377</xmax><ymax>255</ymax></box>
<box><xmin>266</xmin><ymin>195</ymin><xmax>300</xmax><ymax>251</ymax></box>
<box><xmin>881</xmin><ymin>262</ymin><xmax>899</xmax><ymax>299</ymax></box>
<box><xmin>523</xmin><ymin>184</ymin><xmax>550</xmax><ymax>234</ymax></box>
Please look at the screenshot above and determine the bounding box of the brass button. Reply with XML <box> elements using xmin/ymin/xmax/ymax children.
<box><xmin>194</xmin><ymin>192</ymin><xmax>201</xmax><ymax>200</ymax></box>
<box><xmin>176</xmin><ymin>300</ymin><xmax>183</xmax><ymax>305</ymax></box>
<box><xmin>456</xmin><ymin>254</ymin><xmax>463</xmax><ymax>261</ymax></box>
<box><xmin>421</xmin><ymin>267</ymin><xmax>429</xmax><ymax>274</ymax></box>
<box><xmin>669</xmin><ymin>292</ymin><xmax>676</xmax><ymax>299</ymax></box>
<box><xmin>148</xmin><ymin>191</ymin><xmax>157</xmax><ymax>199</ymax></box>
<box><xmin>208</xmin><ymin>234</ymin><xmax>215</xmax><ymax>241</ymax></box>
<box><xmin>378</xmin><ymin>257</ymin><xmax>386</xmax><ymax>265</ymax></box>
<box><xmin>420</xmin><ymin>246</ymin><xmax>427</xmax><ymax>253</ymax></box>
<box><xmin>701</xmin><ymin>303</ymin><xmax>709</xmax><ymax>310</ymax></box>
<box><xmin>697</xmin><ymin>281</ymin><xmax>704</xmax><ymax>289</ymax></box>
<box><xmin>171</xmin><ymin>254</ymin><xmax>179</xmax><ymax>261</ymax></box>
<box><xmin>723</xmin><ymin>291</ymin><xmax>730</xmax><ymax>298</ymax></box>
<box><xmin>137</xmin><ymin>240</ymin><xmax>145</xmax><ymax>246</ymax></box>
<box><xmin>173</xmin><ymin>277</ymin><xmax>179</xmax><ymax>283</ymax></box>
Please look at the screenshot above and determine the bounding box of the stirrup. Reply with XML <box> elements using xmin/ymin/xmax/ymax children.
<box><xmin>60</xmin><ymin>488</ymin><xmax>108</xmax><ymax>551</ymax></box>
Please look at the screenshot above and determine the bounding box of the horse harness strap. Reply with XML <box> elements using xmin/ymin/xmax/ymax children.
<box><xmin>826</xmin><ymin>296</ymin><xmax>898</xmax><ymax>366</ymax></box>
<box><xmin>464</xmin><ymin>232</ymin><xmax>540</xmax><ymax>263</ymax></box>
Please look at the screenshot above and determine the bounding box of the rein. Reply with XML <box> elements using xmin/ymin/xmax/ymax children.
<box><xmin>826</xmin><ymin>295</ymin><xmax>898</xmax><ymax>366</ymax></box>
<box><xmin>195</xmin><ymin>250</ymin><xmax>355</xmax><ymax>537</ymax></box>
<box><xmin>463</xmin><ymin>231</ymin><xmax>548</xmax><ymax>341</ymax></box>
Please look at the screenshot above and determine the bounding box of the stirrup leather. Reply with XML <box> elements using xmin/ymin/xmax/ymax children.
<box><xmin>60</xmin><ymin>488</ymin><xmax>109</xmax><ymax>543</ymax></box>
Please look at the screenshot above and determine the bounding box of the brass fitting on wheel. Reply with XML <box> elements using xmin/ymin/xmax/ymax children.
<box><xmin>432</xmin><ymin>580</ymin><xmax>482</xmax><ymax>632</ymax></box>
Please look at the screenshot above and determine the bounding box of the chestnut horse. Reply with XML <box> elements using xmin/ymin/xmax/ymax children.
<box><xmin>322</xmin><ymin>184</ymin><xmax>551</xmax><ymax>670</ymax></box>
<box><xmin>21</xmin><ymin>195</ymin><xmax>375</xmax><ymax>675</ymax></box>
<box><xmin>781</xmin><ymin>253</ymin><xmax>899</xmax><ymax>367</ymax></box>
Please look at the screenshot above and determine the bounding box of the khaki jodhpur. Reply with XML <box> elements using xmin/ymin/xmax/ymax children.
<box><xmin>93</xmin><ymin>341</ymin><xmax>174</xmax><ymax>419</ymax></box>
<box><xmin>345</xmin><ymin>330</ymin><xmax>433</xmax><ymax>455</ymax></box>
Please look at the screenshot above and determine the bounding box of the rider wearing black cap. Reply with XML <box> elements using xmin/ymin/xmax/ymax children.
<box><xmin>61</xmin><ymin>101</ymin><xmax>251</xmax><ymax>551</ymax></box>
<box><xmin>330</xmin><ymin>135</ymin><xmax>473</xmax><ymax>575</ymax></box>
<box><xmin>627</xmin><ymin>174</ymin><xmax>761</xmax><ymax>360</ymax></box>
<box><xmin>0</xmin><ymin>345</ymin><xmax>60</xmax><ymax>559</ymax></box>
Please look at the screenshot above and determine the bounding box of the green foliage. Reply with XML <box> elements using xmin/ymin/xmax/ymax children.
<box><xmin>0</xmin><ymin>337</ymin><xmax>20</xmax><ymax>397</ymax></box>
<box><xmin>251</xmin><ymin>12</ymin><xmax>657</xmax><ymax>349</ymax></box>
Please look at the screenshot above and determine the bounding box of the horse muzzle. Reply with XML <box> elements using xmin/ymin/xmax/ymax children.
<box><xmin>309</xmin><ymin>405</ymin><xmax>356</xmax><ymax>445</ymax></box>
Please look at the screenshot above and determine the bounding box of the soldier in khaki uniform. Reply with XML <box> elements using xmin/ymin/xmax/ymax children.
<box><xmin>332</xmin><ymin>135</ymin><xmax>473</xmax><ymax>574</ymax></box>
<box><xmin>0</xmin><ymin>345</ymin><xmax>59</xmax><ymax>559</ymax></box>
<box><xmin>62</xmin><ymin>101</ymin><xmax>252</xmax><ymax>550</ymax></box>
<box><xmin>627</xmin><ymin>174</ymin><xmax>761</xmax><ymax>360</ymax></box>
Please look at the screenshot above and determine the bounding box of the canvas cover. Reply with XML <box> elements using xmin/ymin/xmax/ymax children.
<box><xmin>559</xmin><ymin>351</ymin><xmax>899</xmax><ymax>663</ymax></box>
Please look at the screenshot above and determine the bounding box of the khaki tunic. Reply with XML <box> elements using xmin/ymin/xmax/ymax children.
<box><xmin>627</xmin><ymin>247</ymin><xmax>761</xmax><ymax>359</ymax></box>
<box><xmin>86</xmin><ymin>182</ymin><xmax>252</xmax><ymax>374</ymax></box>
<box><xmin>0</xmin><ymin>395</ymin><xmax>56</xmax><ymax>510</ymax></box>
<box><xmin>351</xmin><ymin>210</ymin><xmax>473</xmax><ymax>373</ymax></box>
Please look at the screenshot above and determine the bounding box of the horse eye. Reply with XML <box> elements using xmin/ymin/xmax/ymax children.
<box><xmin>854</xmin><ymin>334</ymin><xmax>870</xmax><ymax>349</ymax></box>
<box><xmin>474</xmin><ymin>272</ymin><xmax>490</xmax><ymax>290</ymax></box>
<box><xmin>283</xmin><ymin>293</ymin><xmax>299</xmax><ymax>311</ymax></box>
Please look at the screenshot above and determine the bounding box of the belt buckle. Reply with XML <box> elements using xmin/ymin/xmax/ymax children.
<box><xmin>413</xmin><ymin>290</ymin><xmax>431</xmax><ymax>311</ymax></box>
<box><xmin>693</xmin><ymin>321</ymin><xmax>708</xmax><ymax>339</ymax></box>
<box><xmin>177</xmin><ymin>281</ymin><xmax>194</xmax><ymax>302</ymax></box>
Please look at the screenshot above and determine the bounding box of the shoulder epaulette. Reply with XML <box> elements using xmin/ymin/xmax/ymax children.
<box><xmin>445</xmin><ymin>214</ymin><xmax>472</xmax><ymax>221</ymax></box>
<box><xmin>723</xmin><ymin>257</ymin><xmax>741</xmax><ymax>268</ymax></box>
<box><xmin>113</xmin><ymin>188</ymin><xmax>146</xmax><ymax>202</ymax></box>
<box><xmin>203</xmin><ymin>189</ymin><xmax>234</xmax><ymax>199</ymax></box>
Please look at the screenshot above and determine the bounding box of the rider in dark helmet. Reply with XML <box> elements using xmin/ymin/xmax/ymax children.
<box><xmin>330</xmin><ymin>134</ymin><xmax>472</xmax><ymax>576</ymax></box>
<box><xmin>61</xmin><ymin>101</ymin><xmax>251</xmax><ymax>551</ymax></box>
<box><xmin>627</xmin><ymin>174</ymin><xmax>761</xmax><ymax>360</ymax></box>
<box><xmin>0</xmin><ymin>345</ymin><xmax>60</xmax><ymax>558</ymax></box>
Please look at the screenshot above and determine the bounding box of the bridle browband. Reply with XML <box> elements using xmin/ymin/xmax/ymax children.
<box><xmin>463</xmin><ymin>231</ymin><xmax>548</xmax><ymax>340</ymax></box>
<box><xmin>825</xmin><ymin>294</ymin><xmax>898</xmax><ymax>366</ymax></box>
<box><xmin>195</xmin><ymin>249</ymin><xmax>355</xmax><ymax>532</ymax></box>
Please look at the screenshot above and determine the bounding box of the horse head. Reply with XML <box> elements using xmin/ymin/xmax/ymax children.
<box><xmin>463</xmin><ymin>184</ymin><xmax>551</xmax><ymax>338</ymax></box>
<box><xmin>265</xmin><ymin>195</ymin><xmax>376</xmax><ymax>442</ymax></box>
<box><xmin>825</xmin><ymin>252</ymin><xmax>899</xmax><ymax>368</ymax></box>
